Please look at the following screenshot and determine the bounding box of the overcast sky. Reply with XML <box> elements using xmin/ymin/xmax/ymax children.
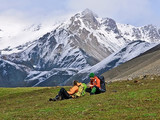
<box><xmin>0</xmin><ymin>0</ymin><xmax>160</xmax><ymax>27</ymax></box>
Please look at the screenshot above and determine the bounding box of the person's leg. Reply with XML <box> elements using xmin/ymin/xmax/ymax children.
<box><xmin>58</xmin><ymin>88</ymin><xmax>72</xmax><ymax>100</ymax></box>
<box><xmin>86</xmin><ymin>88</ymin><xmax>92</xmax><ymax>93</ymax></box>
<box><xmin>90</xmin><ymin>86</ymin><xmax>101</xmax><ymax>95</ymax></box>
<box><xmin>95</xmin><ymin>87</ymin><xmax>101</xmax><ymax>94</ymax></box>
<box><xmin>49</xmin><ymin>92</ymin><xmax>60</xmax><ymax>101</ymax></box>
<box><xmin>49</xmin><ymin>88</ymin><xmax>71</xmax><ymax>101</ymax></box>
<box><xmin>90</xmin><ymin>87</ymin><xmax>96</xmax><ymax>95</ymax></box>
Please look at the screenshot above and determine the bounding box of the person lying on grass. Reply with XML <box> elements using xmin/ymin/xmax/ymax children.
<box><xmin>49</xmin><ymin>80</ymin><xmax>83</xmax><ymax>101</ymax></box>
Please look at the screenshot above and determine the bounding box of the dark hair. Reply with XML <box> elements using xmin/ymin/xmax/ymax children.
<box><xmin>73</xmin><ymin>80</ymin><xmax>78</xmax><ymax>86</ymax></box>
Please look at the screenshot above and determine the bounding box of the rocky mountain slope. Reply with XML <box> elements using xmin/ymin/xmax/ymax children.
<box><xmin>102</xmin><ymin>43</ymin><xmax>160</xmax><ymax>82</ymax></box>
<box><xmin>0</xmin><ymin>59</ymin><xmax>30</xmax><ymax>87</ymax></box>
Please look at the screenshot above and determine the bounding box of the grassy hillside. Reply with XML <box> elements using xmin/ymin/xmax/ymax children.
<box><xmin>0</xmin><ymin>76</ymin><xmax>160</xmax><ymax>120</ymax></box>
<box><xmin>102</xmin><ymin>44</ymin><xmax>160</xmax><ymax>81</ymax></box>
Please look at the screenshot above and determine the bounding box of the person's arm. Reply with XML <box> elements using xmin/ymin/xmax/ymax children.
<box><xmin>67</xmin><ymin>86</ymin><xmax>78</xmax><ymax>95</ymax></box>
<box><xmin>89</xmin><ymin>84</ymin><xmax>94</xmax><ymax>87</ymax></box>
<box><xmin>87</xmin><ymin>82</ymin><xmax>93</xmax><ymax>87</ymax></box>
<box><xmin>89</xmin><ymin>80</ymin><xmax>94</xmax><ymax>88</ymax></box>
<box><xmin>96</xmin><ymin>77</ymin><xmax>101</xmax><ymax>88</ymax></box>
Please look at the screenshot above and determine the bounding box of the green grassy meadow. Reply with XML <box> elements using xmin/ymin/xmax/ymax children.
<box><xmin>0</xmin><ymin>76</ymin><xmax>160</xmax><ymax>120</ymax></box>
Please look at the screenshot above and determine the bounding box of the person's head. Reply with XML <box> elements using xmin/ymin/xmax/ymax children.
<box><xmin>89</xmin><ymin>73</ymin><xmax>95</xmax><ymax>80</ymax></box>
<box><xmin>73</xmin><ymin>80</ymin><xmax>78</xmax><ymax>86</ymax></box>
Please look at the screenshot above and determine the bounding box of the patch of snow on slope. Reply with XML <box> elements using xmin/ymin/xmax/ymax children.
<box><xmin>79</xmin><ymin>41</ymin><xmax>158</xmax><ymax>75</ymax></box>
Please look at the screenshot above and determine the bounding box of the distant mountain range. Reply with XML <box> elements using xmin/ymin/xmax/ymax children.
<box><xmin>0</xmin><ymin>9</ymin><xmax>160</xmax><ymax>87</ymax></box>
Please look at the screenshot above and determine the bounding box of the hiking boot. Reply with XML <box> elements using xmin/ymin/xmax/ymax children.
<box><xmin>49</xmin><ymin>98</ymin><xmax>53</xmax><ymax>101</ymax></box>
<box><xmin>49</xmin><ymin>98</ymin><xmax>58</xmax><ymax>101</ymax></box>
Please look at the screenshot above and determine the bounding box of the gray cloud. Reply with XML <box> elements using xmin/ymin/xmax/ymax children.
<box><xmin>67</xmin><ymin>0</ymin><xmax>160</xmax><ymax>26</ymax></box>
<box><xmin>0</xmin><ymin>0</ymin><xmax>160</xmax><ymax>27</ymax></box>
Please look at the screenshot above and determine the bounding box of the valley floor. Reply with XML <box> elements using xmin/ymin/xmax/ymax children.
<box><xmin>0</xmin><ymin>76</ymin><xmax>160</xmax><ymax>120</ymax></box>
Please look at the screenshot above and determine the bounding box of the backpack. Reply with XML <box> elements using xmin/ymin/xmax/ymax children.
<box><xmin>98</xmin><ymin>76</ymin><xmax>106</xmax><ymax>92</ymax></box>
<box><xmin>75</xmin><ymin>83</ymin><xmax>87</xmax><ymax>97</ymax></box>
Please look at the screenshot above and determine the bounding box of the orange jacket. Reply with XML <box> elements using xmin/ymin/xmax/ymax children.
<box><xmin>67</xmin><ymin>85</ymin><xmax>79</xmax><ymax>95</ymax></box>
<box><xmin>90</xmin><ymin>76</ymin><xmax>101</xmax><ymax>88</ymax></box>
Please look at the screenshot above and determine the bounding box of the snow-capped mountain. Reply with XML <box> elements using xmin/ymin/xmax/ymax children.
<box><xmin>2</xmin><ymin>9</ymin><xmax>160</xmax><ymax>57</ymax></box>
<box><xmin>64</xmin><ymin>40</ymin><xmax>158</xmax><ymax>85</ymax></box>
<box><xmin>0</xmin><ymin>22</ymin><xmax>61</xmax><ymax>54</ymax></box>
<box><xmin>117</xmin><ymin>23</ymin><xmax>160</xmax><ymax>43</ymax></box>
<box><xmin>0</xmin><ymin>9</ymin><xmax>160</xmax><ymax>87</ymax></box>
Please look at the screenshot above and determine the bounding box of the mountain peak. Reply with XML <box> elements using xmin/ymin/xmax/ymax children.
<box><xmin>81</xmin><ymin>8</ymin><xmax>98</xmax><ymax>18</ymax></box>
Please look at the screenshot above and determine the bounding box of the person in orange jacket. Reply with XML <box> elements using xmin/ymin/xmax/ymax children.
<box><xmin>49</xmin><ymin>80</ymin><xmax>80</xmax><ymax>101</ymax></box>
<box><xmin>86</xmin><ymin>73</ymin><xmax>101</xmax><ymax>95</ymax></box>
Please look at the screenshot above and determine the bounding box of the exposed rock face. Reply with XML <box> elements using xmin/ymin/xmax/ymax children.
<box><xmin>81</xmin><ymin>9</ymin><xmax>99</xmax><ymax>30</ymax></box>
<box><xmin>102</xmin><ymin>18</ymin><xmax>119</xmax><ymax>34</ymax></box>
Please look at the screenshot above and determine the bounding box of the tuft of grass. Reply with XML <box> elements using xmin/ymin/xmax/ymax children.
<box><xmin>0</xmin><ymin>76</ymin><xmax>160</xmax><ymax>120</ymax></box>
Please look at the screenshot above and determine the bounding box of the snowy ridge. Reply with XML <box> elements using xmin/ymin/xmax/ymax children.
<box><xmin>0</xmin><ymin>22</ymin><xmax>61</xmax><ymax>53</ymax></box>
<box><xmin>25</xmin><ymin>68</ymin><xmax>79</xmax><ymax>87</ymax></box>
<box><xmin>117</xmin><ymin>23</ymin><xmax>160</xmax><ymax>43</ymax></box>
